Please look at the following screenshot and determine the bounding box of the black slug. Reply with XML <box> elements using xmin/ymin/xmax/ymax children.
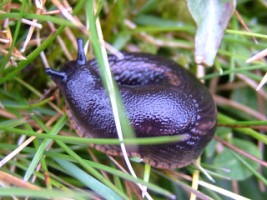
<box><xmin>46</xmin><ymin>39</ymin><xmax>217</xmax><ymax>169</ymax></box>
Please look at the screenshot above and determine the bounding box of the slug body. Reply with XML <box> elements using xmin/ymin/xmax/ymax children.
<box><xmin>46</xmin><ymin>39</ymin><xmax>217</xmax><ymax>169</ymax></box>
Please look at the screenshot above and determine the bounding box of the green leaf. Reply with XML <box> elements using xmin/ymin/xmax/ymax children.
<box><xmin>214</xmin><ymin>138</ymin><xmax>262</xmax><ymax>180</ymax></box>
<box><xmin>231</xmin><ymin>87</ymin><xmax>265</xmax><ymax>119</ymax></box>
<box><xmin>187</xmin><ymin>0</ymin><xmax>236</xmax><ymax>66</ymax></box>
<box><xmin>204</xmin><ymin>139</ymin><xmax>216</xmax><ymax>158</ymax></box>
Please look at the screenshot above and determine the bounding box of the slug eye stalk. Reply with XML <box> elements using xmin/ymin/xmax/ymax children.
<box><xmin>77</xmin><ymin>38</ymin><xmax>86</xmax><ymax>66</ymax></box>
<box><xmin>45</xmin><ymin>68</ymin><xmax>67</xmax><ymax>82</ymax></box>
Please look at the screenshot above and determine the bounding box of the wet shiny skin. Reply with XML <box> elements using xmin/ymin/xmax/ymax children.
<box><xmin>46</xmin><ymin>47</ymin><xmax>217</xmax><ymax>169</ymax></box>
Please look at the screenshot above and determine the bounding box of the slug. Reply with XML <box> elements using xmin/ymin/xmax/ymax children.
<box><xmin>46</xmin><ymin>39</ymin><xmax>217</xmax><ymax>169</ymax></box>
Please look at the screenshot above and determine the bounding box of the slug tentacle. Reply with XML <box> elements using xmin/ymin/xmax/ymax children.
<box><xmin>77</xmin><ymin>38</ymin><xmax>86</xmax><ymax>66</ymax></box>
<box><xmin>46</xmin><ymin>39</ymin><xmax>217</xmax><ymax>169</ymax></box>
<box><xmin>45</xmin><ymin>68</ymin><xmax>67</xmax><ymax>82</ymax></box>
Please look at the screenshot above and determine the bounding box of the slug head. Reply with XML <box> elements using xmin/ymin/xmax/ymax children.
<box><xmin>45</xmin><ymin>38</ymin><xmax>87</xmax><ymax>85</ymax></box>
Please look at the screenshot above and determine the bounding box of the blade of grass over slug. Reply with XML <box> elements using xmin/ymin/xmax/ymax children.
<box><xmin>23</xmin><ymin>115</ymin><xmax>67</xmax><ymax>181</ymax></box>
<box><xmin>55</xmin><ymin>159</ymin><xmax>123</xmax><ymax>200</ymax></box>
<box><xmin>86</xmin><ymin>0</ymin><xmax>135</xmax><ymax>143</ymax></box>
<box><xmin>2</xmin><ymin>126</ymin><xmax>189</xmax><ymax>145</ymax></box>
<box><xmin>86</xmin><ymin>1</ymin><xmax>151</xmax><ymax>197</ymax></box>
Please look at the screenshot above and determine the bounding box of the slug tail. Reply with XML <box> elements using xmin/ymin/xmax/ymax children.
<box><xmin>77</xmin><ymin>38</ymin><xmax>86</xmax><ymax>66</ymax></box>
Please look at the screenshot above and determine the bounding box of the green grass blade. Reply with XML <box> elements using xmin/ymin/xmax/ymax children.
<box><xmin>55</xmin><ymin>158</ymin><xmax>123</xmax><ymax>200</ymax></box>
<box><xmin>23</xmin><ymin>115</ymin><xmax>67</xmax><ymax>181</ymax></box>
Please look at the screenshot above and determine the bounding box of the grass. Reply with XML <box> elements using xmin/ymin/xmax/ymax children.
<box><xmin>1</xmin><ymin>0</ymin><xmax>267</xmax><ymax>199</ymax></box>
